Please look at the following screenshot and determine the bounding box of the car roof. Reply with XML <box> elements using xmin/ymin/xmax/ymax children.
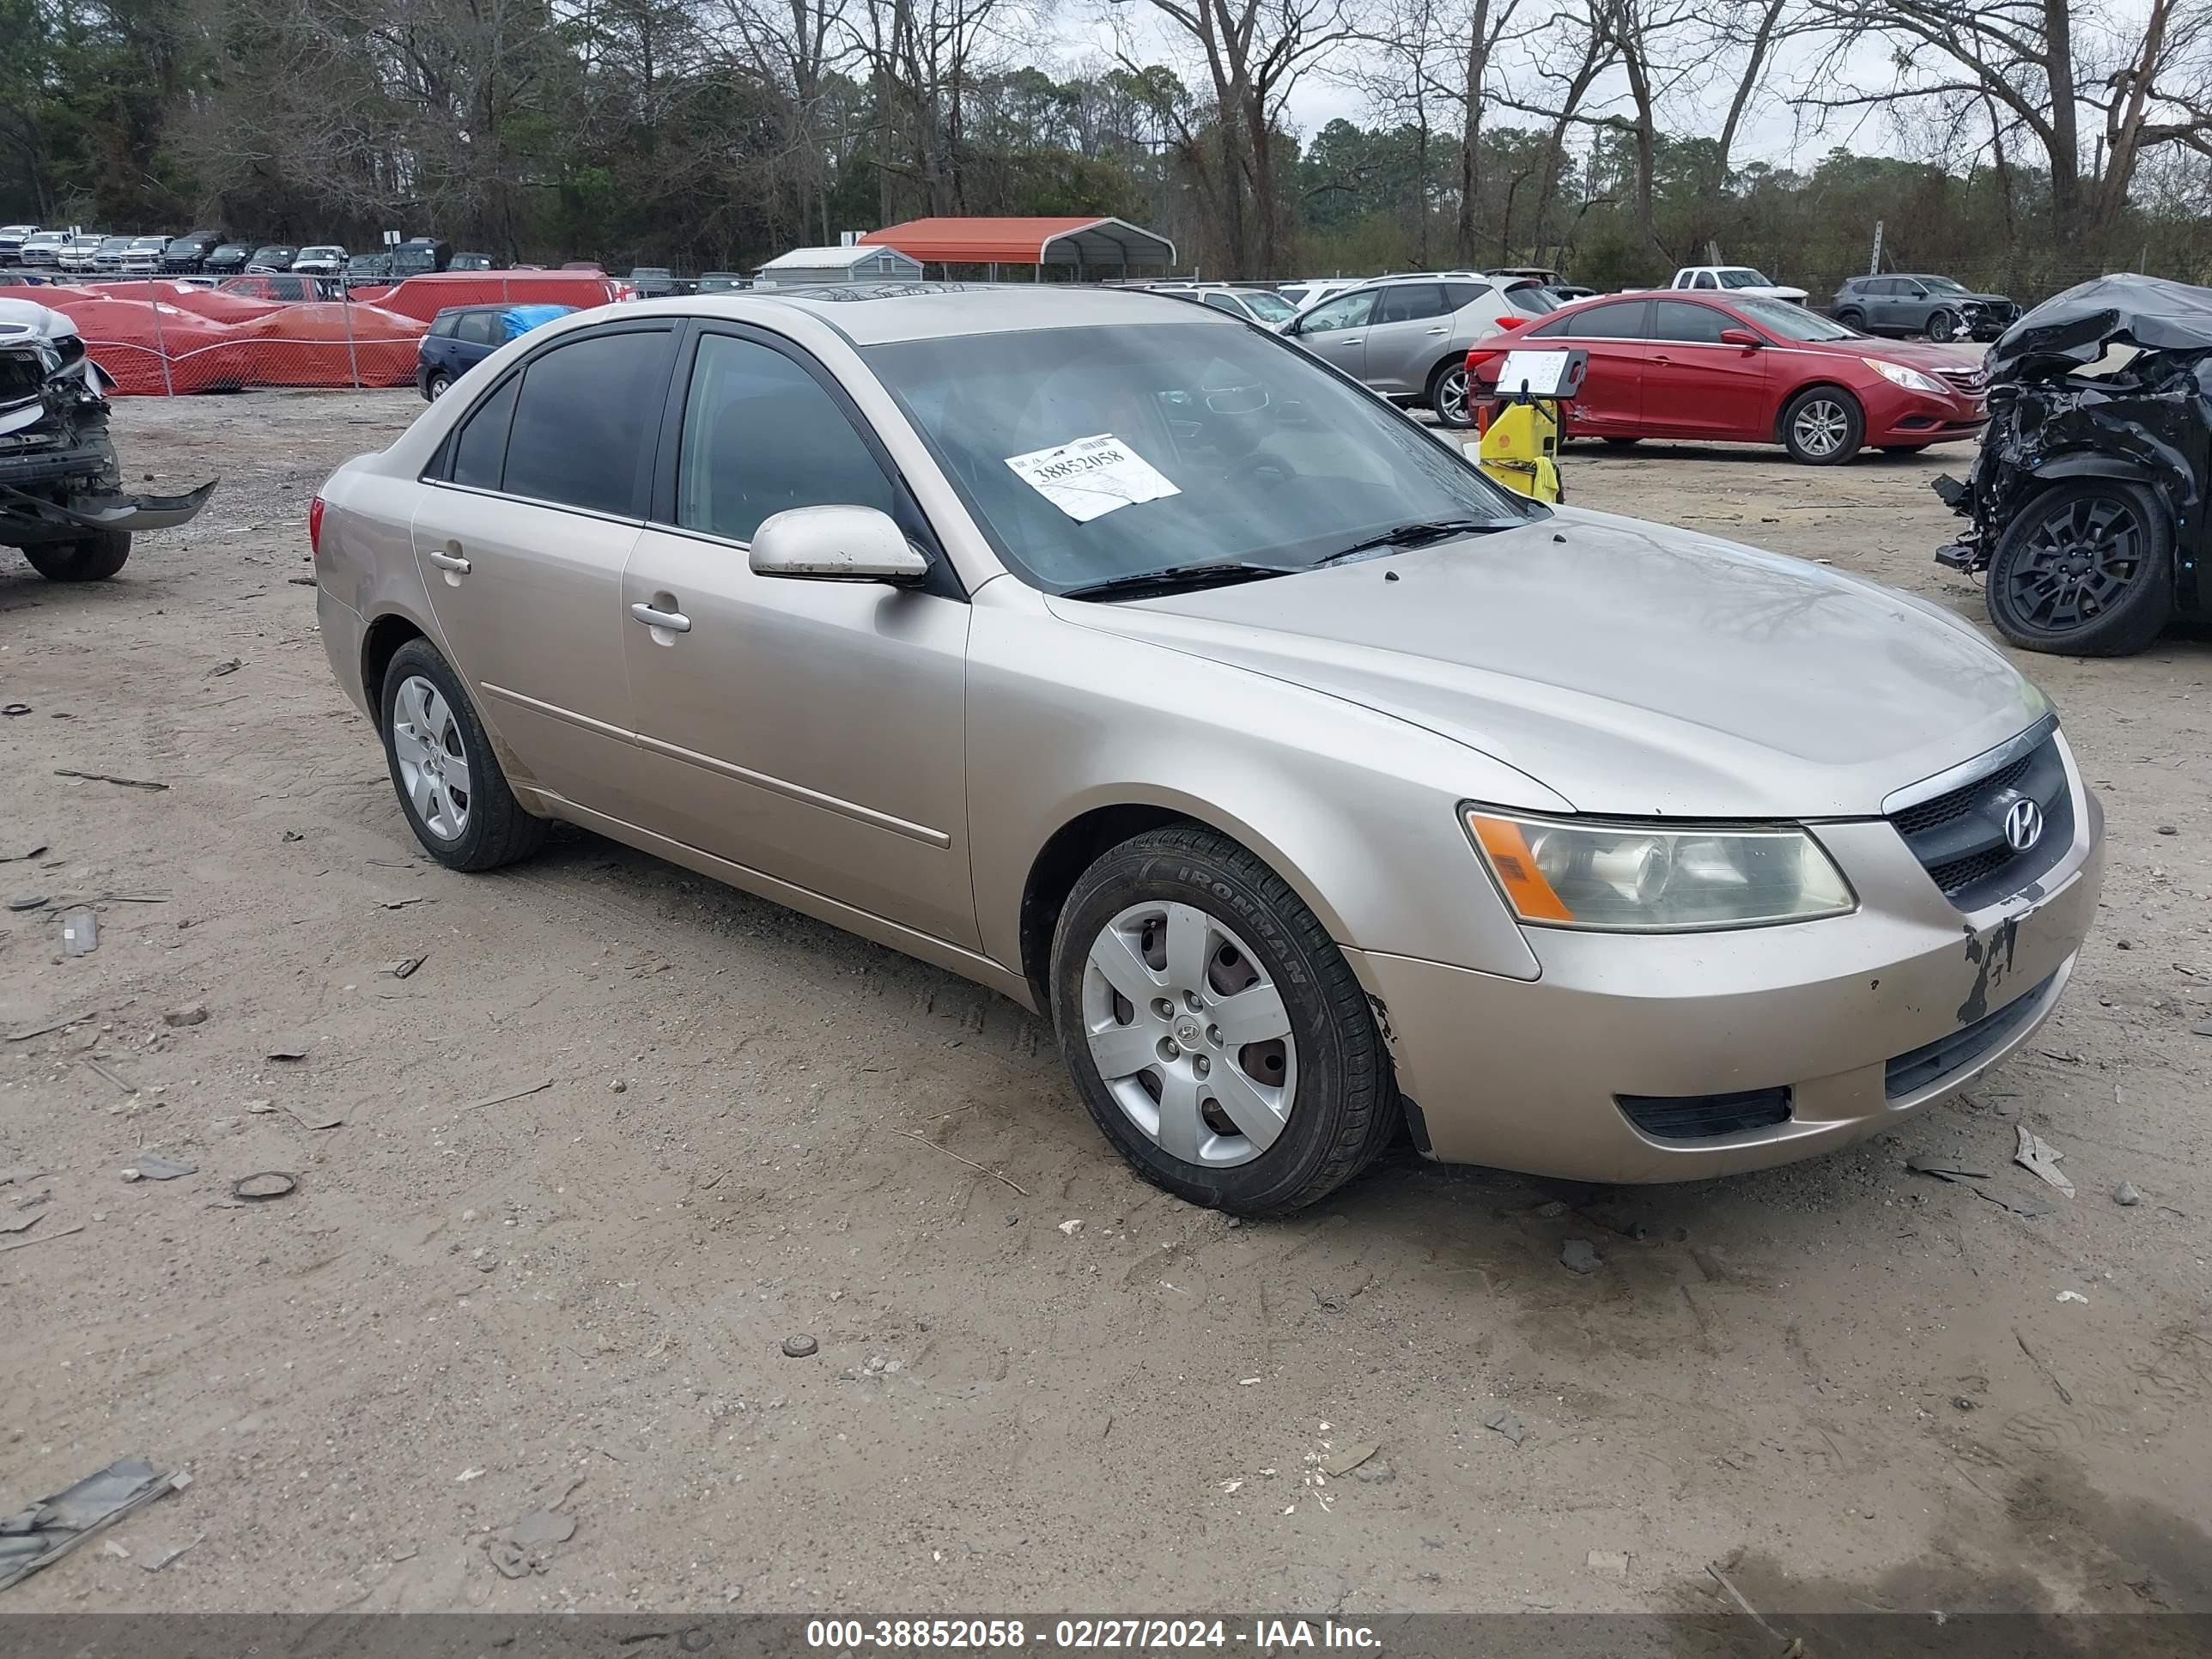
<box><xmin>635</xmin><ymin>283</ymin><xmax>1246</xmax><ymax>346</ymax></box>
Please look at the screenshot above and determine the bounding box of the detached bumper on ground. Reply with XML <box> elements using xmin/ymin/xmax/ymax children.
<box><xmin>1352</xmin><ymin>790</ymin><xmax>2103</xmax><ymax>1183</ymax></box>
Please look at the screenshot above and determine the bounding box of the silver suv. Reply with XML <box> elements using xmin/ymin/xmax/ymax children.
<box><xmin>1280</xmin><ymin>271</ymin><xmax>1557</xmax><ymax>426</ymax></box>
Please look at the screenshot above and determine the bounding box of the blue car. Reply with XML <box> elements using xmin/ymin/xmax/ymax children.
<box><xmin>416</xmin><ymin>303</ymin><xmax>574</xmax><ymax>400</ymax></box>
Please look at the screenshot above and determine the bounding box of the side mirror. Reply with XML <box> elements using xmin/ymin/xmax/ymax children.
<box><xmin>1718</xmin><ymin>328</ymin><xmax>1761</xmax><ymax>348</ymax></box>
<box><xmin>748</xmin><ymin>505</ymin><xmax>930</xmax><ymax>585</ymax></box>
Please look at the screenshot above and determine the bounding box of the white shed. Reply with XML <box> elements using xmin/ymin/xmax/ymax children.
<box><xmin>753</xmin><ymin>244</ymin><xmax>923</xmax><ymax>288</ymax></box>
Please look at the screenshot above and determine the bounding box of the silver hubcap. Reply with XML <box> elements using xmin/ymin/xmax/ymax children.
<box><xmin>1081</xmin><ymin>902</ymin><xmax>1296</xmax><ymax>1168</ymax></box>
<box><xmin>1437</xmin><ymin>368</ymin><xmax>1468</xmax><ymax>423</ymax></box>
<box><xmin>428</xmin><ymin>375</ymin><xmax>447</xmax><ymax>398</ymax></box>
<box><xmin>1792</xmin><ymin>398</ymin><xmax>1849</xmax><ymax>457</ymax></box>
<box><xmin>391</xmin><ymin>674</ymin><xmax>472</xmax><ymax>841</ymax></box>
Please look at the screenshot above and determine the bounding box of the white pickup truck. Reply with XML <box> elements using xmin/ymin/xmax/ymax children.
<box><xmin>1668</xmin><ymin>265</ymin><xmax>1808</xmax><ymax>303</ymax></box>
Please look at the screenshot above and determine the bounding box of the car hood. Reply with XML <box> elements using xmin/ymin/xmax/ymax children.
<box><xmin>1045</xmin><ymin>507</ymin><xmax>2046</xmax><ymax>817</ymax></box>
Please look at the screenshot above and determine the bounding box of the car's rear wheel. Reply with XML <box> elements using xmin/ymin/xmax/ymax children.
<box><xmin>424</xmin><ymin>368</ymin><xmax>453</xmax><ymax>401</ymax></box>
<box><xmin>1050</xmin><ymin>824</ymin><xmax>1398</xmax><ymax>1216</ymax></box>
<box><xmin>1780</xmin><ymin>386</ymin><xmax>1863</xmax><ymax>465</ymax></box>
<box><xmin>1984</xmin><ymin>479</ymin><xmax>2174</xmax><ymax>657</ymax></box>
<box><xmin>1833</xmin><ymin>307</ymin><xmax>1866</xmax><ymax>331</ymax></box>
<box><xmin>21</xmin><ymin>530</ymin><xmax>131</xmax><ymax>582</ymax></box>
<box><xmin>379</xmin><ymin>638</ymin><xmax>548</xmax><ymax>870</ymax></box>
<box><xmin>1427</xmin><ymin>360</ymin><xmax>1474</xmax><ymax>428</ymax></box>
<box><xmin>1925</xmin><ymin>309</ymin><xmax>1960</xmax><ymax>343</ymax></box>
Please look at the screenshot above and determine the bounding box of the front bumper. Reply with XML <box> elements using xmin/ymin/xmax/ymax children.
<box><xmin>1350</xmin><ymin>783</ymin><xmax>2103</xmax><ymax>1183</ymax></box>
<box><xmin>1864</xmin><ymin>382</ymin><xmax>1987</xmax><ymax>447</ymax></box>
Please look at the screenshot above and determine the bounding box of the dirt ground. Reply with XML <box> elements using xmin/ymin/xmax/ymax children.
<box><xmin>3</xmin><ymin>388</ymin><xmax>2209</xmax><ymax>1625</ymax></box>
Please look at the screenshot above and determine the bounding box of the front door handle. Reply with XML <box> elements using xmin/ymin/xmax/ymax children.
<box><xmin>427</xmin><ymin>548</ymin><xmax>471</xmax><ymax>574</ymax></box>
<box><xmin>1651</xmin><ymin>354</ymin><xmax>1672</xmax><ymax>364</ymax></box>
<box><xmin>629</xmin><ymin>601</ymin><xmax>690</xmax><ymax>633</ymax></box>
<box><xmin>1340</xmin><ymin>336</ymin><xmax>1364</xmax><ymax>346</ymax></box>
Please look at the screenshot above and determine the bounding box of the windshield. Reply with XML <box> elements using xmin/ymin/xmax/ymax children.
<box><xmin>1716</xmin><ymin>269</ymin><xmax>1774</xmax><ymax>289</ymax></box>
<box><xmin>864</xmin><ymin>321</ymin><xmax>1540</xmax><ymax>594</ymax></box>
<box><xmin>1735</xmin><ymin>297</ymin><xmax>1858</xmax><ymax>342</ymax></box>
<box><xmin>1237</xmin><ymin>290</ymin><xmax>1297</xmax><ymax>324</ymax></box>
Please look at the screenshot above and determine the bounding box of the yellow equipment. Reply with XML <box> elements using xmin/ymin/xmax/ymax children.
<box><xmin>1474</xmin><ymin>346</ymin><xmax>1588</xmax><ymax>505</ymax></box>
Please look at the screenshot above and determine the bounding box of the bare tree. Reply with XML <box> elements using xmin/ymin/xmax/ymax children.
<box><xmin>1796</xmin><ymin>0</ymin><xmax>2212</xmax><ymax>247</ymax></box>
<box><xmin>1109</xmin><ymin>0</ymin><xmax>1355</xmax><ymax>275</ymax></box>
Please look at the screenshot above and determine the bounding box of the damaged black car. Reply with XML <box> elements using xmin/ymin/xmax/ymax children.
<box><xmin>1</xmin><ymin>299</ymin><xmax>214</xmax><ymax>582</ymax></box>
<box><xmin>1935</xmin><ymin>273</ymin><xmax>2210</xmax><ymax>656</ymax></box>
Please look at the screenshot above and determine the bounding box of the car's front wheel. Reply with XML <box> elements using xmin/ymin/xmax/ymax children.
<box><xmin>379</xmin><ymin>638</ymin><xmax>548</xmax><ymax>870</ymax></box>
<box><xmin>1984</xmin><ymin>479</ymin><xmax>2174</xmax><ymax>657</ymax></box>
<box><xmin>1925</xmin><ymin>309</ymin><xmax>1960</xmax><ymax>343</ymax></box>
<box><xmin>1050</xmin><ymin>825</ymin><xmax>1399</xmax><ymax>1216</ymax></box>
<box><xmin>1780</xmin><ymin>386</ymin><xmax>1863</xmax><ymax>465</ymax></box>
<box><xmin>21</xmin><ymin>531</ymin><xmax>131</xmax><ymax>582</ymax></box>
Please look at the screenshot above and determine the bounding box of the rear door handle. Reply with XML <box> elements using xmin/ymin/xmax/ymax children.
<box><xmin>629</xmin><ymin>601</ymin><xmax>690</xmax><ymax>633</ymax></box>
<box><xmin>1340</xmin><ymin>336</ymin><xmax>1363</xmax><ymax>346</ymax></box>
<box><xmin>427</xmin><ymin>548</ymin><xmax>471</xmax><ymax>574</ymax></box>
<box><xmin>1425</xmin><ymin>326</ymin><xmax>1449</xmax><ymax>336</ymax></box>
<box><xmin>1651</xmin><ymin>354</ymin><xmax>1672</xmax><ymax>364</ymax></box>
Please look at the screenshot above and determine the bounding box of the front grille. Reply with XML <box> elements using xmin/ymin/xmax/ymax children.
<box><xmin>1936</xmin><ymin>365</ymin><xmax>1989</xmax><ymax>393</ymax></box>
<box><xmin>1885</xmin><ymin>972</ymin><xmax>2057</xmax><ymax>1098</ymax></box>
<box><xmin>1618</xmin><ymin>1086</ymin><xmax>1792</xmax><ymax>1141</ymax></box>
<box><xmin>1887</xmin><ymin>730</ymin><xmax>2071</xmax><ymax>911</ymax></box>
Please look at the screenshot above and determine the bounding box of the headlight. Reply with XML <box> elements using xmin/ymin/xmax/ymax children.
<box><xmin>1463</xmin><ymin>809</ymin><xmax>1856</xmax><ymax>932</ymax></box>
<box><xmin>1863</xmin><ymin>357</ymin><xmax>1948</xmax><ymax>396</ymax></box>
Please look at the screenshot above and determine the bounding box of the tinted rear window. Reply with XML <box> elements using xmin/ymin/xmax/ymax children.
<box><xmin>501</xmin><ymin>328</ymin><xmax>673</xmax><ymax>516</ymax></box>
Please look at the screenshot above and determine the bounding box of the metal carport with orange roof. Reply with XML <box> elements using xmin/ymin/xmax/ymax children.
<box><xmin>859</xmin><ymin>217</ymin><xmax>1176</xmax><ymax>280</ymax></box>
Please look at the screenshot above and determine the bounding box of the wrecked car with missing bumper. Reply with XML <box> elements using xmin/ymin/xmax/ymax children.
<box><xmin>1935</xmin><ymin>273</ymin><xmax>2210</xmax><ymax>656</ymax></box>
<box><xmin>0</xmin><ymin>298</ymin><xmax>214</xmax><ymax>582</ymax></box>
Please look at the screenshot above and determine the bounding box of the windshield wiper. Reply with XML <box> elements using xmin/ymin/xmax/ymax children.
<box><xmin>1058</xmin><ymin>561</ymin><xmax>1298</xmax><ymax>602</ymax></box>
<box><xmin>1313</xmin><ymin>518</ymin><xmax>1516</xmax><ymax>567</ymax></box>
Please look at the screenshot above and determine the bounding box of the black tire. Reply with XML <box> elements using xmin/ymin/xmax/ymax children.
<box><xmin>378</xmin><ymin>638</ymin><xmax>547</xmax><ymax>871</ymax></box>
<box><xmin>1925</xmin><ymin>308</ymin><xmax>1960</xmax><ymax>343</ymax></box>
<box><xmin>1049</xmin><ymin>824</ymin><xmax>1400</xmax><ymax>1217</ymax></box>
<box><xmin>21</xmin><ymin>531</ymin><xmax>131</xmax><ymax>581</ymax></box>
<box><xmin>423</xmin><ymin>368</ymin><xmax>453</xmax><ymax>402</ymax></box>
<box><xmin>1832</xmin><ymin>308</ymin><xmax>1866</xmax><ymax>332</ymax></box>
<box><xmin>1426</xmin><ymin>359</ymin><xmax>1475</xmax><ymax>429</ymax></box>
<box><xmin>1984</xmin><ymin>479</ymin><xmax>2175</xmax><ymax>658</ymax></box>
<box><xmin>1779</xmin><ymin>385</ymin><xmax>1864</xmax><ymax>465</ymax></box>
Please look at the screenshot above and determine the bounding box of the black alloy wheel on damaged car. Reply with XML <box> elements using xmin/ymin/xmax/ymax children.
<box><xmin>1984</xmin><ymin>478</ymin><xmax>2175</xmax><ymax>657</ymax></box>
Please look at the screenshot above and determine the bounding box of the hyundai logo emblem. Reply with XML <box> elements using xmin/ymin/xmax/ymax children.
<box><xmin>2002</xmin><ymin>798</ymin><xmax>2045</xmax><ymax>854</ymax></box>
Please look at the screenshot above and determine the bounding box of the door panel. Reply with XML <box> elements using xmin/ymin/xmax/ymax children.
<box><xmin>1361</xmin><ymin>283</ymin><xmax>1451</xmax><ymax>394</ymax></box>
<box><xmin>410</xmin><ymin>485</ymin><xmax>647</xmax><ymax>814</ymax></box>
<box><xmin>407</xmin><ymin>321</ymin><xmax>677</xmax><ymax>817</ymax></box>
<box><xmin>1288</xmin><ymin>289</ymin><xmax>1376</xmax><ymax>381</ymax></box>
<box><xmin>620</xmin><ymin>329</ymin><xmax>978</xmax><ymax>947</ymax></box>
<box><xmin>1641</xmin><ymin>301</ymin><xmax>1771</xmax><ymax>438</ymax></box>
<box><xmin>1530</xmin><ymin>300</ymin><xmax>1648</xmax><ymax>435</ymax></box>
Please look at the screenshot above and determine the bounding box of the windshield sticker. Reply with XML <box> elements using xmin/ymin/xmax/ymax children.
<box><xmin>1004</xmin><ymin>434</ymin><xmax>1181</xmax><ymax>523</ymax></box>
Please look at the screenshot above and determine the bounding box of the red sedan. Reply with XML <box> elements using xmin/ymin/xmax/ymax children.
<box><xmin>1465</xmin><ymin>290</ymin><xmax>1987</xmax><ymax>465</ymax></box>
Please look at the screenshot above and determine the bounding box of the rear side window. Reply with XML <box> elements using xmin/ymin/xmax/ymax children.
<box><xmin>1651</xmin><ymin>301</ymin><xmax>1731</xmax><ymax>343</ymax></box>
<box><xmin>1563</xmin><ymin>300</ymin><xmax>1649</xmax><ymax>339</ymax></box>
<box><xmin>1692</xmin><ymin>271</ymin><xmax>1717</xmax><ymax>289</ymax></box>
<box><xmin>1375</xmin><ymin>283</ymin><xmax>1449</xmax><ymax>324</ymax></box>
<box><xmin>1201</xmin><ymin>292</ymin><xmax>1243</xmax><ymax>315</ymax></box>
<box><xmin>430</xmin><ymin>313</ymin><xmax>459</xmax><ymax>337</ymax></box>
<box><xmin>673</xmin><ymin>332</ymin><xmax>897</xmax><ymax>544</ymax></box>
<box><xmin>501</xmin><ymin>328</ymin><xmax>674</xmax><ymax>516</ymax></box>
<box><xmin>456</xmin><ymin>312</ymin><xmax>500</xmax><ymax>347</ymax></box>
<box><xmin>449</xmin><ymin>375</ymin><xmax>518</xmax><ymax>490</ymax></box>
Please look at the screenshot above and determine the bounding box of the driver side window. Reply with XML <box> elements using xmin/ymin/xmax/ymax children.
<box><xmin>1297</xmin><ymin>289</ymin><xmax>1376</xmax><ymax>333</ymax></box>
<box><xmin>675</xmin><ymin>333</ymin><xmax>900</xmax><ymax>546</ymax></box>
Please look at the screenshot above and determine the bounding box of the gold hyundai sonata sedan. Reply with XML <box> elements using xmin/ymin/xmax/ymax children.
<box><xmin>309</xmin><ymin>285</ymin><xmax>2102</xmax><ymax>1215</ymax></box>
